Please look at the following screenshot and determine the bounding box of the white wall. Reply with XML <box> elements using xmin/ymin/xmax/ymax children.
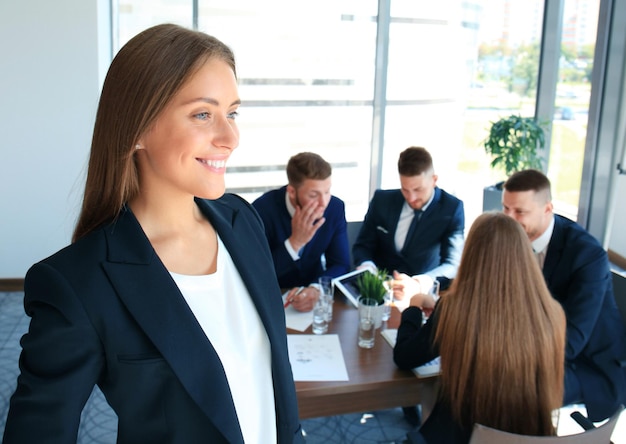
<box><xmin>0</xmin><ymin>1</ymin><xmax>106</xmax><ymax>278</ymax></box>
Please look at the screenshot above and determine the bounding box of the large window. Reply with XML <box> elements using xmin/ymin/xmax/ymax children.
<box><xmin>114</xmin><ymin>0</ymin><xmax>599</xmax><ymax>228</ymax></box>
<box><xmin>116</xmin><ymin>0</ymin><xmax>377</xmax><ymax>221</ymax></box>
<box><xmin>548</xmin><ymin>0</ymin><xmax>600</xmax><ymax>220</ymax></box>
<box><xmin>197</xmin><ymin>1</ymin><xmax>378</xmax><ymax>221</ymax></box>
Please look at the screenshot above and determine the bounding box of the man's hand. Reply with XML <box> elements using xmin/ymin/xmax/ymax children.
<box><xmin>389</xmin><ymin>270</ymin><xmax>438</xmax><ymax>315</ymax></box>
<box><xmin>286</xmin><ymin>286</ymin><xmax>320</xmax><ymax>312</ymax></box>
<box><xmin>390</xmin><ymin>270</ymin><xmax>421</xmax><ymax>302</ymax></box>
<box><xmin>288</xmin><ymin>199</ymin><xmax>326</xmax><ymax>252</ymax></box>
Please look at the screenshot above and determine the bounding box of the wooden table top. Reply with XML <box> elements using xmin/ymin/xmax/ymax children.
<box><xmin>289</xmin><ymin>293</ymin><xmax>437</xmax><ymax>419</ymax></box>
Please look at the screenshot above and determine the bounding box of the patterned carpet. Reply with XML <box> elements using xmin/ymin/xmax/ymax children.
<box><xmin>0</xmin><ymin>292</ymin><xmax>414</xmax><ymax>443</ymax></box>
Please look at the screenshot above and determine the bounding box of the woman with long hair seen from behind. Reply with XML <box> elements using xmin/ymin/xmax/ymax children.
<box><xmin>394</xmin><ymin>211</ymin><xmax>566</xmax><ymax>443</ymax></box>
<box><xmin>3</xmin><ymin>24</ymin><xmax>304</xmax><ymax>444</ymax></box>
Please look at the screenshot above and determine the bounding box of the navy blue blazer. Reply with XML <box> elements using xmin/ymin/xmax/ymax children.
<box><xmin>252</xmin><ymin>186</ymin><xmax>350</xmax><ymax>288</ymax></box>
<box><xmin>3</xmin><ymin>195</ymin><xmax>304</xmax><ymax>444</ymax></box>
<box><xmin>544</xmin><ymin>215</ymin><xmax>626</xmax><ymax>421</ymax></box>
<box><xmin>352</xmin><ymin>187</ymin><xmax>464</xmax><ymax>288</ymax></box>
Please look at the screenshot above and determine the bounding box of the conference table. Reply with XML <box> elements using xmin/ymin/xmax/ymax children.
<box><xmin>288</xmin><ymin>293</ymin><xmax>439</xmax><ymax>420</ymax></box>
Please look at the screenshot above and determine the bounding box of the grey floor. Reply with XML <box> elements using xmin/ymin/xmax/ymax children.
<box><xmin>0</xmin><ymin>291</ymin><xmax>414</xmax><ymax>443</ymax></box>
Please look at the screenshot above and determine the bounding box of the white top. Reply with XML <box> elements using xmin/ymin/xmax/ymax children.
<box><xmin>170</xmin><ymin>236</ymin><xmax>276</xmax><ymax>443</ymax></box>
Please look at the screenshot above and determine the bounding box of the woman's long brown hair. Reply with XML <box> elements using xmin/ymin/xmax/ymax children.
<box><xmin>435</xmin><ymin>212</ymin><xmax>565</xmax><ymax>435</ymax></box>
<box><xmin>72</xmin><ymin>24</ymin><xmax>236</xmax><ymax>242</ymax></box>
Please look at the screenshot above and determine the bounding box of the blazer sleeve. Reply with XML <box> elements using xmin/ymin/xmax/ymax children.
<box><xmin>393</xmin><ymin>305</ymin><xmax>440</xmax><ymax>370</ymax></box>
<box><xmin>3</xmin><ymin>263</ymin><xmax>103</xmax><ymax>443</ymax></box>
<box><xmin>423</xmin><ymin>198</ymin><xmax>465</xmax><ymax>281</ymax></box>
<box><xmin>555</xmin><ymin>236</ymin><xmax>612</xmax><ymax>361</ymax></box>
<box><xmin>320</xmin><ymin>198</ymin><xmax>350</xmax><ymax>278</ymax></box>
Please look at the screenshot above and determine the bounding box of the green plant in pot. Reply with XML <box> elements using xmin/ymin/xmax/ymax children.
<box><xmin>482</xmin><ymin>114</ymin><xmax>546</xmax><ymax>211</ymax></box>
<box><xmin>356</xmin><ymin>269</ymin><xmax>388</xmax><ymax>305</ymax></box>
<box><xmin>356</xmin><ymin>269</ymin><xmax>389</xmax><ymax>328</ymax></box>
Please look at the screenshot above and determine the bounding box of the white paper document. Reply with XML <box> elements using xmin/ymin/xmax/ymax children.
<box><xmin>282</xmin><ymin>292</ymin><xmax>314</xmax><ymax>331</ymax></box>
<box><xmin>287</xmin><ymin>334</ymin><xmax>349</xmax><ymax>381</ymax></box>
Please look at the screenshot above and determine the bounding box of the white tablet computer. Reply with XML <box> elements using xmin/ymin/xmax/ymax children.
<box><xmin>332</xmin><ymin>268</ymin><xmax>371</xmax><ymax>308</ymax></box>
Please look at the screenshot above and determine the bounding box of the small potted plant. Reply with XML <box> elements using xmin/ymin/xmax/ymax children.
<box><xmin>482</xmin><ymin>114</ymin><xmax>546</xmax><ymax>211</ymax></box>
<box><xmin>356</xmin><ymin>269</ymin><xmax>388</xmax><ymax>328</ymax></box>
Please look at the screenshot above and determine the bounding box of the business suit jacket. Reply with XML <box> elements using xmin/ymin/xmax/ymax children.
<box><xmin>252</xmin><ymin>186</ymin><xmax>350</xmax><ymax>289</ymax></box>
<box><xmin>544</xmin><ymin>215</ymin><xmax>626</xmax><ymax>421</ymax></box>
<box><xmin>352</xmin><ymin>187</ymin><xmax>464</xmax><ymax>288</ymax></box>
<box><xmin>3</xmin><ymin>195</ymin><xmax>304</xmax><ymax>444</ymax></box>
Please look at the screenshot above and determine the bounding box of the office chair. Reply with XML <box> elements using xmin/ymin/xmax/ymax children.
<box><xmin>468</xmin><ymin>405</ymin><xmax>623</xmax><ymax>444</ymax></box>
<box><xmin>346</xmin><ymin>220</ymin><xmax>363</xmax><ymax>267</ymax></box>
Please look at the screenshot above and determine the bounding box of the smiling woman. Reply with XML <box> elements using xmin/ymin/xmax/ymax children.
<box><xmin>3</xmin><ymin>24</ymin><xmax>304</xmax><ymax>444</ymax></box>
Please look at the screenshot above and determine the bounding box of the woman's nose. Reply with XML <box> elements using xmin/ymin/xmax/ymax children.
<box><xmin>214</xmin><ymin>117</ymin><xmax>239</xmax><ymax>150</ymax></box>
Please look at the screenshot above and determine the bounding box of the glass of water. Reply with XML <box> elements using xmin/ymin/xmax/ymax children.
<box><xmin>312</xmin><ymin>298</ymin><xmax>329</xmax><ymax>334</ymax></box>
<box><xmin>318</xmin><ymin>276</ymin><xmax>334</xmax><ymax>321</ymax></box>
<box><xmin>357</xmin><ymin>296</ymin><xmax>377</xmax><ymax>348</ymax></box>
<box><xmin>381</xmin><ymin>275</ymin><xmax>394</xmax><ymax>322</ymax></box>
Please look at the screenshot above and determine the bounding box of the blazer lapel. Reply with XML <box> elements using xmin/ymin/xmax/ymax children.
<box><xmin>389</xmin><ymin>191</ymin><xmax>407</xmax><ymax>238</ymax></box>
<box><xmin>196</xmin><ymin>198</ymin><xmax>286</xmax><ymax>344</ymax></box>
<box><xmin>102</xmin><ymin>207</ymin><xmax>245</xmax><ymax>444</ymax></box>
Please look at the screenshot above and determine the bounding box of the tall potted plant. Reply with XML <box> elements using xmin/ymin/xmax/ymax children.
<box><xmin>482</xmin><ymin>114</ymin><xmax>546</xmax><ymax>211</ymax></box>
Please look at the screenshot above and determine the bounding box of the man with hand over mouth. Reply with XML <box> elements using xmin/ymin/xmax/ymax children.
<box><xmin>253</xmin><ymin>152</ymin><xmax>350</xmax><ymax>312</ymax></box>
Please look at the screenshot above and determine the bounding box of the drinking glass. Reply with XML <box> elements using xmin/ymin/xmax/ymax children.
<box><xmin>422</xmin><ymin>279</ymin><xmax>440</xmax><ymax>324</ymax></box>
<box><xmin>318</xmin><ymin>276</ymin><xmax>334</xmax><ymax>321</ymax></box>
<box><xmin>381</xmin><ymin>275</ymin><xmax>394</xmax><ymax>322</ymax></box>
<box><xmin>312</xmin><ymin>298</ymin><xmax>329</xmax><ymax>334</ymax></box>
<box><xmin>357</xmin><ymin>297</ymin><xmax>377</xmax><ymax>348</ymax></box>
<box><xmin>428</xmin><ymin>279</ymin><xmax>440</xmax><ymax>299</ymax></box>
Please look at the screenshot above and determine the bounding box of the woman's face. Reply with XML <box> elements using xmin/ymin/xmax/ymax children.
<box><xmin>137</xmin><ymin>58</ymin><xmax>240</xmax><ymax>200</ymax></box>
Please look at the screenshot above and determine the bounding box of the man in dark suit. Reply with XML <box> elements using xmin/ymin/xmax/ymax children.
<box><xmin>352</xmin><ymin>146</ymin><xmax>464</xmax><ymax>426</ymax></box>
<box><xmin>503</xmin><ymin>169</ymin><xmax>626</xmax><ymax>422</ymax></box>
<box><xmin>352</xmin><ymin>146</ymin><xmax>465</xmax><ymax>299</ymax></box>
<box><xmin>253</xmin><ymin>152</ymin><xmax>350</xmax><ymax>312</ymax></box>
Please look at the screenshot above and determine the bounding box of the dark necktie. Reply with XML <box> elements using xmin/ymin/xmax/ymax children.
<box><xmin>402</xmin><ymin>209</ymin><xmax>423</xmax><ymax>253</ymax></box>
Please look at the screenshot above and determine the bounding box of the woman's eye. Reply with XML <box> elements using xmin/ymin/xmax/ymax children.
<box><xmin>227</xmin><ymin>110</ymin><xmax>239</xmax><ymax>120</ymax></box>
<box><xmin>194</xmin><ymin>112</ymin><xmax>210</xmax><ymax>120</ymax></box>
